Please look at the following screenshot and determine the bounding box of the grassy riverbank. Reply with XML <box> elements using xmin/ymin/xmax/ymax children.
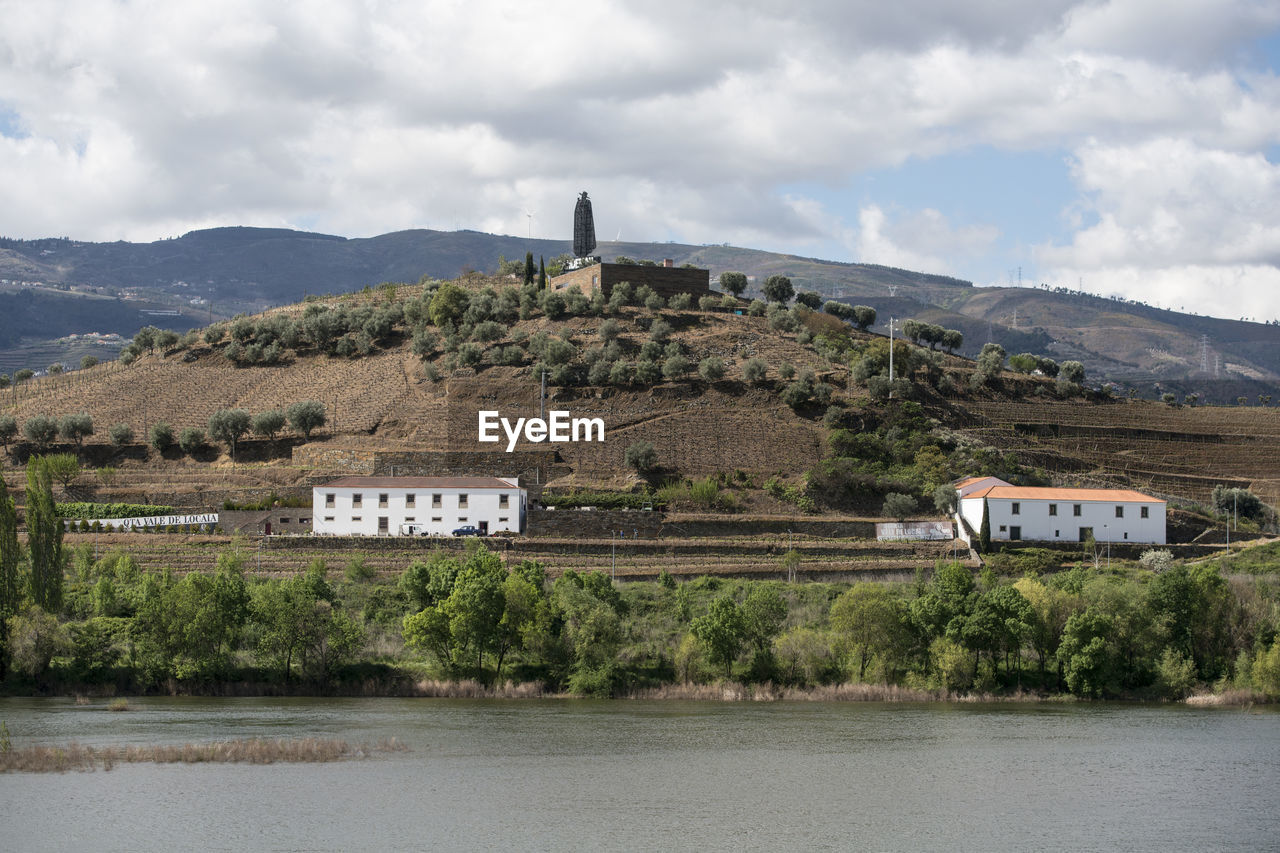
<box><xmin>0</xmin><ymin>736</ymin><xmax>408</xmax><ymax>773</ymax></box>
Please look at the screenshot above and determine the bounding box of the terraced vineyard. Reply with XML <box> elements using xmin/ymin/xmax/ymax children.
<box><xmin>956</xmin><ymin>400</ymin><xmax>1280</xmax><ymax>506</ymax></box>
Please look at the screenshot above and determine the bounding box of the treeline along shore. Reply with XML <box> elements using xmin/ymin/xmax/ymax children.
<box><xmin>2</xmin><ymin>512</ymin><xmax>1278</xmax><ymax>701</ymax></box>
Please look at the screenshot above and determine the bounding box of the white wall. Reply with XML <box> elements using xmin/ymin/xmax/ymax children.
<box><xmin>312</xmin><ymin>485</ymin><xmax>525</xmax><ymax>536</ymax></box>
<box><xmin>959</xmin><ymin>496</ymin><xmax>1166</xmax><ymax>545</ymax></box>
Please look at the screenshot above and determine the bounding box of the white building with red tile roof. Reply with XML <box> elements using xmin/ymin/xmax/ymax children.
<box><xmin>956</xmin><ymin>482</ymin><xmax>1166</xmax><ymax>545</ymax></box>
<box><xmin>312</xmin><ymin>476</ymin><xmax>525</xmax><ymax>537</ymax></box>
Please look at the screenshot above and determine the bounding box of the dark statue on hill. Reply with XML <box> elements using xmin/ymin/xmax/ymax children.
<box><xmin>573</xmin><ymin>191</ymin><xmax>596</xmax><ymax>258</ymax></box>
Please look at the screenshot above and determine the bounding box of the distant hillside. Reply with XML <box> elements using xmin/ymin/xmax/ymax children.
<box><xmin>1</xmin><ymin>227</ymin><xmax>1277</xmax><ymax>399</ymax></box>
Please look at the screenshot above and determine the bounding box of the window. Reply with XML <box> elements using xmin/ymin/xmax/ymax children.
<box><xmin>1124</xmin><ymin>532</ymin><xmax>1129</xmax><ymax>540</ymax></box>
<box><xmin>458</xmin><ymin>494</ymin><xmax>469</xmax><ymax>508</ymax></box>
<box><xmin>499</xmin><ymin>517</ymin><xmax>509</xmax><ymax>523</ymax></box>
<box><xmin>325</xmin><ymin>493</ymin><xmax>335</xmax><ymax>507</ymax></box>
<box><xmin>352</xmin><ymin>493</ymin><xmax>363</xmax><ymax>507</ymax></box>
<box><xmin>351</xmin><ymin>516</ymin><xmax>362</xmax><ymax>522</ymax></box>
<box><xmin>1054</xmin><ymin>529</ymin><xmax>1060</xmax><ymax>538</ymax></box>
<box><xmin>1140</xmin><ymin>506</ymin><xmax>1149</xmax><ymax>519</ymax></box>
<box><xmin>378</xmin><ymin>493</ymin><xmax>389</xmax><ymax>508</ymax></box>
<box><xmin>499</xmin><ymin>494</ymin><xmax>509</xmax><ymax>508</ymax></box>
<box><xmin>431</xmin><ymin>516</ymin><xmax>442</xmax><ymax>522</ymax></box>
<box><xmin>279</xmin><ymin>518</ymin><xmax>290</xmax><ymax>524</ymax></box>
<box><xmin>432</xmin><ymin>494</ymin><xmax>442</xmax><ymax>508</ymax></box>
<box><xmin>999</xmin><ymin>525</ymin><xmax>1007</xmax><ymax>532</ymax></box>
<box><xmin>324</xmin><ymin>516</ymin><xmax>335</xmax><ymax>522</ymax></box>
<box><xmin>406</xmin><ymin>493</ymin><xmax>416</xmax><ymax>507</ymax></box>
<box><xmin>378</xmin><ymin>516</ymin><xmax>389</xmax><ymax>532</ymax></box>
<box><xmin>457</xmin><ymin>517</ymin><xmax>467</xmax><ymax>523</ymax></box>
<box><xmin>1073</xmin><ymin>504</ymin><xmax>1082</xmax><ymax>516</ymax></box>
<box><xmin>1115</xmin><ymin>506</ymin><xmax>1124</xmax><ymax>518</ymax></box>
<box><xmin>404</xmin><ymin>516</ymin><xmax>415</xmax><ymax>523</ymax></box>
<box><xmin>1011</xmin><ymin>502</ymin><xmax>1020</xmax><ymax>515</ymax></box>
<box><xmin>1048</xmin><ymin>504</ymin><xmax>1057</xmax><ymax>516</ymax></box>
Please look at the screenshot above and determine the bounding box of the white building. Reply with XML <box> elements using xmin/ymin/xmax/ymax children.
<box><xmin>312</xmin><ymin>476</ymin><xmax>526</xmax><ymax>537</ymax></box>
<box><xmin>956</xmin><ymin>480</ymin><xmax>1166</xmax><ymax>545</ymax></box>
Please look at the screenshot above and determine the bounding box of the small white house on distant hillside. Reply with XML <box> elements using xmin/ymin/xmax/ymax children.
<box><xmin>956</xmin><ymin>479</ymin><xmax>1166</xmax><ymax>545</ymax></box>
<box><xmin>312</xmin><ymin>476</ymin><xmax>526</xmax><ymax>537</ymax></box>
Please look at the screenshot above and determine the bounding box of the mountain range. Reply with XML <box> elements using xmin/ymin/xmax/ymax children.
<box><xmin>2</xmin><ymin>227</ymin><xmax>1277</xmax><ymax>402</ymax></box>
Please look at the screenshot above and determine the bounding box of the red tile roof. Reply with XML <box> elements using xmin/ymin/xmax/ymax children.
<box><xmin>319</xmin><ymin>477</ymin><xmax>520</xmax><ymax>490</ymax></box>
<box><xmin>963</xmin><ymin>486</ymin><xmax>1164</xmax><ymax>503</ymax></box>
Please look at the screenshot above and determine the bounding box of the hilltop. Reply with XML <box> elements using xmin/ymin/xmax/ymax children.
<box><xmin>2</xmin><ymin>227</ymin><xmax>1278</xmax><ymax>400</ymax></box>
<box><xmin>2</xmin><ymin>274</ymin><xmax>1278</xmax><ymax>527</ymax></box>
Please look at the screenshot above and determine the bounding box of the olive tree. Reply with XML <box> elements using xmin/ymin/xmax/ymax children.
<box><xmin>719</xmin><ymin>271</ymin><xmax>748</xmax><ymax>298</ymax></box>
<box><xmin>208</xmin><ymin>408</ymin><xmax>252</xmax><ymax>461</ymax></box>
<box><xmin>762</xmin><ymin>275</ymin><xmax>794</xmax><ymax>304</ymax></box>
<box><xmin>252</xmin><ymin>409</ymin><xmax>286</xmax><ymax>441</ymax></box>
<box><xmin>624</xmin><ymin>441</ymin><xmax>658</xmax><ymax>473</ymax></box>
<box><xmin>286</xmin><ymin>401</ymin><xmax>327</xmax><ymax>440</ymax></box>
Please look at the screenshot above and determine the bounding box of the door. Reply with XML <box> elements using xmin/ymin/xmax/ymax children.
<box><xmin>1009</xmin><ymin>526</ymin><xmax>1021</xmax><ymax>541</ymax></box>
<box><xmin>1079</xmin><ymin>526</ymin><xmax>1093</xmax><ymax>542</ymax></box>
<box><xmin>479</xmin><ymin>520</ymin><xmax>489</xmax><ymax>535</ymax></box>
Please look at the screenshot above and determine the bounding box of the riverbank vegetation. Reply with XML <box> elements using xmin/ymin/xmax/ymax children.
<box><xmin>2</xmin><ymin>481</ymin><xmax>1277</xmax><ymax>700</ymax></box>
<box><xmin>0</xmin><ymin>735</ymin><xmax>407</xmax><ymax>773</ymax></box>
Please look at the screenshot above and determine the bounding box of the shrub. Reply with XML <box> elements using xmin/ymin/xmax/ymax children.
<box><xmin>345</xmin><ymin>555</ymin><xmax>377</xmax><ymax>582</ymax></box>
<box><xmin>598</xmin><ymin>319</ymin><xmax>621</xmax><ymax>342</ymax></box>
<box><xmin>795</xmin><ymin>290</ymin><xmax>822</xmax><ymax>309</ymax></box>
<box><xmin>1138</xmin><ymin>549</ymin><xmax>1175</xmax><ymax>572</ymax></box>
<box><xmin>587</xmin><ymin>359</ymin><xmax>612</xmax><ymax>386</ymax></box>
<box><xmin>882</xmin><ymin>492</ymin><xmax>917</xmax><ymax>521</ymax></box>
<box><xmin>648</xmin><ymin>318</ymin><xmax>673</xmax><ymax>342</ymax></box>
<box><xmin>741</xmin><ymin>358</ymin><xmax>768</xmax><ymax>384</ymax></box>
<box><xmin>747</xmin><ymin>299</ymin><xmax>766</xmax><ymax>317</ymax></box>
<box><xmin>698</xmin><ymin>357</ymin><xmax>725</xmax><ymax>382</ymax></box>
<box><xmin>149</xmin><ymin>422</ymin><xmax>175</xmax><ymax>452</ymax></box>
<box><xmin>635</xmin><ymin>360</ymin><xmax>662</xmax><ymax>384</ymax></box>
<box><xmin>178</xmin><ymin>427</ymin><xmax>206</xmax><ymax>454</ymax></box>
<box><xmin>625</xmin><ymin>441</ymin><xmax>658</xmax><ymax>473</ymax></box>
<box><xmin>662</xmin><ymin>354</ymin><xmax>690</xmax><ymax>380</ymax></box>
<box><xmin>778</xmin><ymin>362</ymin><xmax>795</xmax><ymax>381</ymax></box>
<box><xmin>669</xmin><ymin>293</ymin><xmax>692</xmax><ymax>310</ymax></box>
<box><xmin>608</xmin><ymin>360</ymin><xmax>634</xmax><ymax>385</ymax></box>
<box><xmin>699</xmin><ymin>295</ymin><xmax>720</xmax><ymax>311</ymax></box>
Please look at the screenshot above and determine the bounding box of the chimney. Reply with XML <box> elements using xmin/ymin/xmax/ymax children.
<box><xmin>663</xmin><ymin>258</ymin><xmax>673</xmax><ymax>268</ymax></box>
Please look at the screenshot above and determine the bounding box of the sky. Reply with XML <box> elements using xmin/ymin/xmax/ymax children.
<box><xmin>2</xmin><ymin>0</ymin><xmax>1279</xmax><ymax>321</ymax></box>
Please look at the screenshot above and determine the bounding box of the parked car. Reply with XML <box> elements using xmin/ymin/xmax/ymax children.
<box><xmin>452</xmin><ymin>525</ymin><xmax>484</xmax><ymax>537</ymax></box>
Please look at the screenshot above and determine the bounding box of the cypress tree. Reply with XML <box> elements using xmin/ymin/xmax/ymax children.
<box><xmin>524</xmin><ymin>252</ymin><xmax>535</xmax><ymax>286</ymax></box>
<box><xmin>0</xmin><ymin>475</ymin><xmax>22</xmax><ymax>676</ymax></box>
<box><xmin>26</xmin><ymin>456</ymin><xmax>64</xmax><ymax>613</ymax></box>
<box><xmin>979</xmin><ymin>497</ymin><xmax>991</xmax><ymax>553</ymax></box>
<box><xmin>538</xmin><ymin>256</ymin><xmax>547</xmax><ymax>290</ymax></box>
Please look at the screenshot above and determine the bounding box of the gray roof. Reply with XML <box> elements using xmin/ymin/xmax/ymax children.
<box><xmin>318</xmin><ymin>476</ymin><xmax>520</xmax><ymax>490</ymax></box>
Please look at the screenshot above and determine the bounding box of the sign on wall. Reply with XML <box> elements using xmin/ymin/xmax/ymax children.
<box><xmin>63</xmin><ymin>513</ymin><xmax>220</xmax><ymax>531</ymax></box>
<box><xmin>876</xmin><ymin>521</ymin><xmax>955</xmax><ymax>541</ymax></box>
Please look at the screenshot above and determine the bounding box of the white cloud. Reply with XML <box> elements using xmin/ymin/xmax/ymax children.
<box><xmin>855</xmin><ymin>205</ymin><xmax>1001</xmax><ymax>274</ymax></box>
<box><xmin>1036</xmin><ymin>138</ymin><xmax>1280</xmax><ymax>316</ymax></box>
<box><xmin>0</xmin><ymin>0</ymin><xmax>1276</xmax><ymax>323</ymax></box>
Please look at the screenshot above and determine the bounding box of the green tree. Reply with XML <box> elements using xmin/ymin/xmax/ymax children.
<box><xmin>538</xmin><ymin>256</ymin><xmax>547</xmax><ymax>289</ymax></box>
<box><xmin>795</xmin><ymin>290</ymin><xmax>822</xmax><ymax>310</ymax></box>
<box><xmin>741</xmin><ymin>357</ymin><xmax>768</xmax><ymax>384</ymax></box>
<box><xmin>23</xmin><ymin>415</ymin><xmax>59</xmax><ymax>450</ymax></box>
<box><xmin>208</xmin><ymin>408</ymin><xmax>251</xmax><ymax>461</ymax></box>
<box><xmin>719</xmin><ymin>271</ymin><xmax>748</xmax><ymax>298</ymax></box>
<box><xmin>933</xmin><ymin>484</ymin><xmax>959</xmax><ymax>515</ymax></box>
<box><xmin>25</xmin><ymin>456</ymin><xmax>65</xmax><ymax>613</ymax></box>
<box><xmin>429</xmin><ymin>282</ymin><xmax>471</xmax><ymax>327</ymax></box>
<box><xmin>58</xmin><ymin>412</ymin><xmax>93</xmax><ymax>447</ymax></box>
<box><xmin>80</xmin><ymin>354</ymin><xmax>99</xmax><ymax>370</ymax></box>
<box><xmin>940</xmin><ymin>329</ymin><xmax>964</xmax><ymax>353</ymax></box>
<box><xmin>524</xmin><ymin>252</ymin><xmax>535</xmax><ymax>286</ymax></box>
<box><xmin>6</xmin><ymin>606</ymin><xmax>65</xmax><ymax>678</ymax></box>
<box><xmin>43</xmin><ymin>452</ymin><xmax>81</xmax><ymax>492</ymax></box>
<box><xmin>252</xmin><ymin>409</ymin><xmax>286</xmax><ymax>441</ymax></box>
<box><xmin>762</xmin><ymin>275</ymin><xmax>794</xmax><ymax>304</ymax></box>
<box><xmin>830</xmin><ymin>583</ymin><xmax>908</xmax><ymax>680</ymax></box>
<box><xmin>1059</xmin><ymin>360</ymin><xmax>1086</xmax><ymax>384</ymax></box>
<box><xmin>692</xmin><ymin>595</ymin><xmax>747</xmax><ymax>679</ymax></box>
<box><xmin>1058</xmin><ymin>608</ymin><xmax>1115</xmax><ymax>697</ymax></box>
<box><xmin>851</xmin><ymin>305</ymin><xmax>877</xmax><ymax>331</ymax></box>
<box><xmin>882</xmin><ymin>492</ymin><xmax>917</xmax><ymax>521</ymax></box>
<box><xmin>286</xmin><ymin>400</ymin><xmax>327</xmax><ymax>439</ymax></box>
<box><xmin>0</xmin><ymin>476</ymin><xmax>22</xmax><ymax>676</ymax></box>
<box><xmin>979</xmin><ymin>497</ymin><xmax>991</xmax><ymax>552</ymax></box>
<box><xmin>741</xmin><ymin>585</ymin><xmax>787</xmax><ymax>656</ymax></box>
<box><xmin>823</xmin><ymin>301</ymin><xmax>855</xmax><ymax>321</ymax></box>
<box><xmin>0</xmin><ymin>414</ymin><xmax>17</xmax><ymax>449</ymax></box>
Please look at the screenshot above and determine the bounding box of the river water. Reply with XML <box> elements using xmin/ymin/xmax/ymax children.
<box><xmin>1</xmin><ymin>697</ymin><xmax>1277</xmax><ymax>852</ymax></box>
